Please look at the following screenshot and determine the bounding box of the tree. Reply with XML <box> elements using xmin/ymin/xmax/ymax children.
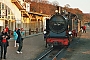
<box><xmin>52</xmin><ymin>1</ymin><xmax>59</xmax><ymax>6</ymax></box>
<box><xmin>64</xmin><ymin>4</ymin><xmax>70</xmax><ymax>8</ymax></box>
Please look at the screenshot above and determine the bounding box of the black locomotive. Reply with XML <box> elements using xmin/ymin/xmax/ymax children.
<box><xmin>44</xmin><ymin>12</ymin><xmax>81</xmax><ymax>47</ymax></box>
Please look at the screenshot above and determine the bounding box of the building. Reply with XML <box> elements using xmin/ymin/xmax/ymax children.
<box><xmin>0</xmin><ymin>0</ymin><xmax>50</xmax><ymax>33</ymax></box>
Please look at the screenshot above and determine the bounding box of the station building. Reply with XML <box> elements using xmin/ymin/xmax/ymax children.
<box><xmin>0</xmin><ymin>0</ymin><xmax>50</xmax><ymax>32</ymax></box>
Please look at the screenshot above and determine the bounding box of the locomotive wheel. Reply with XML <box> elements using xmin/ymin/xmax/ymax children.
<box><xmin>68</xmin><ymin>41</ymin><xmax>70</xmax><ymax>46</ymax></box>
<box><xmin>68</xmin><ymin>38</ymin><xmax>71</xmax><ymax>46</ymax></box>
<box><xmin>45</xmin><ymin>43</ymin><xmax>48</xmax><ymax>48</ymax></box>
<box><xmin>45</xmin><ymin>44</ymin><xmax>53</xmax><ymax>48</ymax></box>
<box><xmin>45</xmin><ymin>38</ymin><xmax>47</xmax><ymax>48</ymax></box>
<box><xmin>45</xmin><ymin>45</ymin><xmax>47</xmax><ymax>48</ymax></box>
<box><xmin>45</xmin><ymin>42</ymin><xmax>48</xmax><ymax>48</ymax></box>
<box><xmin>68</xmin><ymin>36</ymin><xmax>73</xmax><ymax>45</ymax></box>
<box><xmin>65</xmin><ymin>41</ymin><xmax>70</xmax><ymax>48</ymax></box>
<box><xmin>65</xmin><ymin>45</ymin><xmax>69</xmax><ymax>48</ymax></box>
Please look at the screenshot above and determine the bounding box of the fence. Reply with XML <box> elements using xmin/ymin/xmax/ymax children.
<box><xmin>10</xmin><ymin>28</ymin><xmax>43</xmax><ymax>37</ymax></box>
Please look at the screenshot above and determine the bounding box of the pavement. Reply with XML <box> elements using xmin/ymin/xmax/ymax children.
<box><xmin>0</xmin><ymin>33</ymin><xmax>46</xmax><ymax>60</ymax></box>
<box><xmin>61</xmin><ymin>27</ymin><xmax>90</xmax><ymax>60</ymax></box>
<box><xmin>1</xmin><ymin>27</ymin><xmax>90</xmax><ymax>60</ymax></box>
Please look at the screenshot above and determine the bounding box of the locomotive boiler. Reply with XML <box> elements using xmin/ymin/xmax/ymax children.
<box><xmin>44</xmin><ymin>12</ymin><xmax>80</xmax><ymax>48</ymax></box>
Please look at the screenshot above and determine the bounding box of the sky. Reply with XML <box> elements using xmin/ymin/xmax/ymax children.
<box><xmin>48</xmin><ymin>0</ymin><xmax>90</xmax><ymax>13</ymax></box>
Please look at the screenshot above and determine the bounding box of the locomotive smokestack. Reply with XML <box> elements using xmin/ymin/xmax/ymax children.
<box><xmin>56</xmin><ymin>6</ymin><xmax>62</xmax><ymax>14</ymax></box>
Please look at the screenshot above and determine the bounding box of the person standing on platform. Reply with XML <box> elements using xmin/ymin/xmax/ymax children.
<box><xmin>17</xmin><ymin>28</ymin><xmax>25</xmax><ymax>53</ymax></box>
<box><xmin>16</xmin><ymin>28</ymin><xmax>24</xmax><ymax>54</ymax></box>
<box><xmin>16</xmin><ymin>28</ymin><xmax>22</xmax><ymax>54</ymax></box>
<box><xmin>13</xmin><ymin>28</ymin><xmax>18</xmax><ymax>47</ymax></box>
<box><xmin>20</xmin><ymin>28</ymin><xmax>24</xmax><ymax>42</ymax></box>
<box><xmin>80</xmin><ymin>26</ymin><xmax>83</xmax><ymax>33</ymax></box>
<box><xmin>83</xmin><ymin>25</ymin><xmax>86</xmax><ymax>33</ymax></box>
<box><xmin>0</xmin><ymin>29</ymin><xmax>10</xmax><ymax>59</ymax></box>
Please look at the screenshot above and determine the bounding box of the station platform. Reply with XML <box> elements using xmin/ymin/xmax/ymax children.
<box><xmin>0</xmin><ymin>33</ymin><xmax>46</xmax><ymax>60</ymax></box>
<box><xmin>61</xmin><ymin>27</ymin><xmax>90</xmax><ymax>60</ymax></box>
<box><xmin>0</xmin><ymin>27</ymin><xmax>90</xmax><ymax>60</ymax></box>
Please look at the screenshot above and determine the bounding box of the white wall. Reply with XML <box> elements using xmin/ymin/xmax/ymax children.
<box><xmin>0</xmin><ymin>0</ymin><xmax>21</xmax><ymax>20</ymax></box>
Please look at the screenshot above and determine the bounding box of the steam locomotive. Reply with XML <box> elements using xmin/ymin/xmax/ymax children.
<box><xmin>44</xmin><ymin>11</ymin><xmax>81</xmax><ymax>48</ymax></box>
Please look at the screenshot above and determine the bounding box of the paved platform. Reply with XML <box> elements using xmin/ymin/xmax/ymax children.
<box><xmin>62</xmin><ymin>27</ymin><xmax>90</xmax><ymax>60</ymax></box>
<box><xmin>1</xmin><ymin>27</ymin><xmax>90</xmax><ymax>60</ymax></box>
<box><xmin>0</xmin><ymin>33</ymin><xmax>46</xmax><ymax>60</ymax></box>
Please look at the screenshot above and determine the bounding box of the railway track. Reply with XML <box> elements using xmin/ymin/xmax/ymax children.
<box><xmin>34</xmin><ymin>32</ymin><xmax>81</xmax><ymax>60</ymax></box>
<box><xmin>35</xmin><ymin>47</ymin><xmax>65</xmax><ymax>60</ymax></box>
<box><xmin>37</xmin><ymin>48</ymin><xmax>53</xmax><ymax>60</ymax></box>
<box><xmin>52</xmin><ymin>49</ymin><xmax>64</xmax><ymax>60</ymax></box>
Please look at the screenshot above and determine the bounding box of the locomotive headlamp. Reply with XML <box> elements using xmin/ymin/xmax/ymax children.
<box><xmin>44</xmin><ymin>30</ymin><xmax>46</xmax><ymax>34</ymax></box>
<box><xmin>68</xmin><ymin>31</ymin><xmax>72</xmax><ymax>34</ymax></box>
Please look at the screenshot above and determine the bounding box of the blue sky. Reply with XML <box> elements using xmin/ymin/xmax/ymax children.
<box><xmin>48</xmin><ymin>0</ymin><xmax>90</xmax><ymax>13</ymax></box>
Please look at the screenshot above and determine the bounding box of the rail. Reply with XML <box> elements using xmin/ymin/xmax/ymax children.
<box><xmin>38</xmin><ymin>48</ymin><xmax>53</xmax><ymax>60</ymax></box>
<box><xmin>52</xmin><ymin>49</ymin><xmax>64</xmax><ymax>60</ymax></box>
<box><xmin>35</xmin><ymin>47</ymin><xmax>65</xmax><ymax>60</ymax></box>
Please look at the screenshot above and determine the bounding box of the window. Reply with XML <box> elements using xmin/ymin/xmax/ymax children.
<box><xmin>8</xmin><ymin>16</ymin><xmax>10</xmax><ymax>19</ymax></box>
<box><xmin>2</xmin><ymin>16</ymin><xmax>4</xmax><ymax>18</ymax></box>
<box><xmin>11</xmin><ymin>11</ymin><xmax>13</xmax><ymax>15</ymax></box>
<box><xmin>5</xmin><ymin>5</ymin><xmax>7</xmax><ymax>9</ymax></box>
<box><xmin>2</xmin><ymin>3</ymin><xmax>4</xmax><ymax>9</ymax></box>
<box><xmin>8</xmin><ymin>8</ymin><xmax>10</xmax><ymax>15</ymax></box>
<box><xmin>11</xmin><ymin>16</ymin><xmax>13</xmax><ymax>19</ymax></box>
<box><xmin>0</xmin><ymin>2</ymin><xmax>15</xmax><ymax>20</ymax></box>
<box><xmin>0</xmin><ymin>3</ymin><xmax>1</xmax><ymax>9</ymax></box>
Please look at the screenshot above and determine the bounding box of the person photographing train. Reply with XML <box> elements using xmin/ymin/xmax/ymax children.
<box><xmin>0</xmin><ymin>29</ymin><xmax>10</xmax><ymax>59</ymax></box>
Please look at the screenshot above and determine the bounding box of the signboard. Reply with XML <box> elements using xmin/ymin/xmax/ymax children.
<box><xmin>1</xmin><ymin>9</ymin><xmax>6</xmax><ymax>16</ymax></box>
<box><xmin>0</xmin><ymin>20</ymin><xmax>3</xmax><ymax>26</ymax></box>
<box><xmin>26</xmin><ymin>3</ymin><xmax>30</xmax><ymax>12</ymax></box>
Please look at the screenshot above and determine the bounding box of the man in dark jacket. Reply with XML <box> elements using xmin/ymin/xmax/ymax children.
<box><xmin>0</xmin><ymin>29</ymin><xmax>10</xmax><ymax>59</ymax></box>
<box><xmin>16</xmin><ymin>28</ymin><xmax>23</xmax><ymax>54</ymax></box>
